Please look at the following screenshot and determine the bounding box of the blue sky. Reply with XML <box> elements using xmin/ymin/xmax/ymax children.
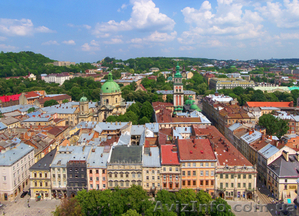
<box><xmin>0</xmin><ymin>0</ymin><xmax>299</xmax><ymax>62</ymax></box>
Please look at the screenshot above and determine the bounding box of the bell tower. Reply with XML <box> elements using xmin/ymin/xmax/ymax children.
<box><xmin>173</xmin><ymin>62</ymin><xmax>184</xmax><ymax>112</ymax></box>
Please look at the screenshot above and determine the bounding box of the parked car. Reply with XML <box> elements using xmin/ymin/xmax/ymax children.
<box><xmin>20</xmin><ymin>191</ymin><xmax>28</xmax><ymax>198</ymax></box>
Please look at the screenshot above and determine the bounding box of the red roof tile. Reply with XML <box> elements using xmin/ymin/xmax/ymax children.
<box><xmin>246</xmin><ymin>101</ymin><xmax>293</xmax><ymax>108</ymax></box>
<box><xmin>192</xmin><ymin>125</ymin><xmax>252</xmax><ymax>166</ymax></box>
<box><xmin>25</xmin><ymin>91</ymin><xmax>40</xmax><ymax>99</ymax></box>
<box><xmin>161</xmin><ymin>145</ymin><xmax>180</xmax><ymax>165</ymax></box>
<box><xmin>178</xmin><ymin>139</ymin><xmax>216</xmax><ymax>161</ymax></box>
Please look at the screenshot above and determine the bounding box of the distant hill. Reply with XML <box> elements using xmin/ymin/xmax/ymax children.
<box><xmin>0</xmin><ymin>51</ymin><xmax>96</xmax><ymax>78</ymax></box>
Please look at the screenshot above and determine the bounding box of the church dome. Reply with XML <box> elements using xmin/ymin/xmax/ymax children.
<box><xmin>80</xmin><ymin>96</ymin><xmax>88</xmax><ymax>102</ymax></box>
<box><xmin>101</xmin><ymin>73</ymin><xmax>121</xmax><ymax>94</ymax></box>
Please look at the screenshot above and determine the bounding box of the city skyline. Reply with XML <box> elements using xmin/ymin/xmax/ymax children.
<box><xmin>0</xmin><ymin>0</ymin><xmax>299</xmax><ymax>62</ymax></box>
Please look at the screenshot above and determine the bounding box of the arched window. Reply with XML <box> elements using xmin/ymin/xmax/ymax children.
<box><xmin>106</xmin><ymin>99</ymin><xmax>109</xmax><ymax>104</ymax></box>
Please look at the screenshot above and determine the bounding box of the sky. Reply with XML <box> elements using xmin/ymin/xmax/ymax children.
<box><xmin>0</xmin><ymin>0</ymin><xmax>299</xmax><ymax>62</ymax></box>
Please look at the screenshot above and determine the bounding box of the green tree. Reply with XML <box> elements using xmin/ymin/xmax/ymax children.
<box><xmin>258</xmin><ymin>114</ymin><xmax>289</xmax><ymax>139</ymax></box>
<box><xmin>210</xmin><ymin>198</ymin><xmax>234</xmax><ymax>216</ymax></box>
<box><xmin>62</xmin><ymin>99</ymin><xmax>69</xmax><ymax>103</ymax></box>
<box><xmin>138</xmin><ymin>116</ymin><xmax>150</xmax><ymax>125</ymax></box>
<box><xmin>53</xmin><ymin>198</ymin><xmax>82</xmax><ymax>216</ymax></box>
<box><xmin>127</xmin><ymin>103</ymin><xmax>140</xmax><ymax>117</ymax></box>
<box><xmin>141</xmin><ymin>101</ymin><xmax>153</xmax><ymax>120</ymax></box>
<box><xmin>27</xmin><ymin>107</ymin><xmax>36</xmax><ymax>113</ymax></box>
<box><xmin>122</xmin><ymin>209</ymin><xmax>142</xmax><ymax>216</ymax></box>
<box><xmin>44</xmin><ymin>99</ymin><xmax>59</xmax><ymax>107</ymax></box>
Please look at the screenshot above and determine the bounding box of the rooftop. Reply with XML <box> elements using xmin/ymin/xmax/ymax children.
<box><xmin>246</xmin><ymin>101</ymin><xmax>293</xmax><ymax>108</ymax></box>
<box><xmin>0</xmin><ymin>143</ymin><xmax>34</xmax><ymax>166</ymax></box>
<box><xmin>109</xmin><ymin>145</ymin><xmax>142</xmax><ymax>164</ymax></box>
<box><xmin>29</xmin><ymin>148</ymin><xmax>57</xmax><ymax>170</ymax></box>
<box><xmin>87</xmin><ymin>146</ymin><xmax>110</xmax><ymax>168</ymax></box>
<box><xmin>143</xmin><ymin>147</ymin><xmax>161</xmax><ymax>167</ymax></box>
<box><xmin>161</xmin><ymin>145</ymin><xmax>180</xmax><ymax>165</ymax></box>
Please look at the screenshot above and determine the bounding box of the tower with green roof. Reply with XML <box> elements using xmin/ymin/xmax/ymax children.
<box><xmin>173</xmin><ymin>62</ymin><xmax>184</xmax><ymax>112</ymax></box>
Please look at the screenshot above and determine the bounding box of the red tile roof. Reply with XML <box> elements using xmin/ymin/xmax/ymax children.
<box><xmin>192</xmin><ymin>125</ymin><xmax>252</xmax><ymax>166</ymax></box>
<box><xmin>0</xmin><ymin>94</ymin><xmax>21</xmax><ymax>103</ymax></box>
<box><xmin>178</xmin><ymin>139</ymin><xmax>216</xmax><ymax>161</ymax></box>
<box><xmin>139</xmin><ymin>84</ymin><xmax>147</xmax><ymax>92</ymax></box>
<box><xmin>152</xmin><ymin>102</ymin><xmax>173</xmax><ymax>111</ymax></box>
<box><xmin>25</xmin><ymin>91</ymin><xmax>40</xmax><ymax>99</ymax></box>
<box><xmin>246</xmin><ymin>101</ymin><xmax>293</xmax><ymax>108</ymax></box>
<box><xmin>38</xmin><ymin>94</ymin><xmax>71</xmax><ymax>104</ymax></box>
<box><xmin>161</xmin><ymin>145</ymin><xmax>180</xmax><ymax>165</ymax></box>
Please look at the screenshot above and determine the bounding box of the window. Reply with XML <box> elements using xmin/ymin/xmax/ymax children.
<box><xmin>249</xmin><ymin>183</ymin><xmax>251</xmax><ymax>189</ymax></box>
<box><xmin>175</xmin><ymin>167</ymin><xmax>179</xmax><ymax>171</ymax></box>
<box><xmin>285</xmin><ymin>185</ymin><xmax>288</xmax><ymax>190</ymax></box>
<box><xmin>163</xmin><ymin>175</ymin><xmax>166</xmax><ymax>180</ymax></box>
<box><xmin>206</xmin><ymin>180</ymin><xmax>209</xmax><ymax>186</ymax></box>
<box><xmin>97</xmin><ymin>184</ymin><xmax>100</xmax><ymax>189</ymax></box>
<box><xmin>182</xmin><ymin>181</ymin><xmax>185</xmax><ymax>186</ymax></box>
<box><xmin>152</xmin><ymin>170</ymin><xmax>155</xmax><ymax>174</ymax></box>
<box><xmin>193</xmin><ymin>163</ymin><xmax>196</xmax><ymax>167</ymax></box>
<box><xmin>225</xmin><ymin>174</ymin><xmax>228</xmax><ymax>179</ymax></box>
<box><xmin>200</xmin><ymin>171</ymin><xmax>203</xmax><ymax>176</ymax></box>
<box><xmin>163</xmin><ymin>167</ymin><xmax>166</xmax><ymax>171</ymax></box>
<box><xmin>120</xmin><ymin>174</ymin><xmax>123</xmax><ymax>178</ymax></box>
<box><xmin>220</xmin><ymin>183</ymin><xmax>223</xmax><ymax>189</ymax></box>
<box><xmin>152</xmin><ymin>176</ymin><xmax>155</xmax><ymax>180</ymax></box>
<box><xmin>231</xmin><ymin>183</ymin><xmax>234</xmax><ymax>188</ymax></box>
<box><xmin>193</xmin><ymin>171</ymin><xmax>196</xmax><ymax>176</ymax></box>
<box><xmin>211</xmin><ymin>180</ymin><xmax>214</xmax><ymax>186</ymax></box>
<box><xmin>34</xmin><ymin>173</ymin><xmax>37</xmax><ymax>178</ymax></box>
<box><xmin>45</xmin><ymin>182</ymin><xmax>48</xmax><ymax>187</ymax></box>
<box><xmin>126</xmin><ymin>174</ymin><xmax>128</xmax><ymax>178</ymax></box>
<box><xmin>109</xmin><ymin>174</ymin><xmax>112</xmax><ymax>178</ymax></box>
<box><xmin>188</xmin><ymin>181</ymin><xmax>191</xmax><ymax>186</ymax></box>
<box><xmin>188</xmin><ymin>171</ymin><xmax>191</xmax><ymax>176</ymax></box>
<box><xmin>35</xmin><ymin>182</ymin><xmax>37</xmax><ymax>187</ymax></box>
<box><xmin>132</xmin><ymin>174</ymin><xmax>135</xmax><ymax>178</ymax></box>
<box><xmin>211</xmin><ymin>171</ymin><xmax>214</xmax><ymax>176</ymax></box>
<box><xmin>169</xmin><ymin>167</ymin><xmax>172</xmax><ymax>172</ymax></box>
<box><xmin>206</xmin><ymin>171</ymin><xmax>209</xmax><ymax>176</ymax></box>
<box><xmin>102</xmin><ymin>177</ymin><xmax>105</xmax><ymax>181</ymax></box>
<box><xmin>206</xmin><ymin>163</ymin><xmax>209</xmax><ymax>167</ymax></box>
<box><xmin>96</xmin><ymin>177</ymin><xmax>99</xmax><ymax>181</ymax></box>
<box><xmin>90</xmin><ymin>184</ymin><xmax>93</xmax><ymax>189</ymax></box>
<box><xmin>249</xmin><ymin>174</ymin><xmax>252</xmax><ymax>179</ymax></box>
<box><xmin>238</xmin><ymin>183</ymin><xmax>240</xmax><ymax>188</ymax></box>
<box><xmin>96</xmin><ymin>170</ymin><xmax>99</xmax><ymax>174</ymax></box>
<box><xmin>89</xmin><ymin>170</ymin><xmax>92</xmax><ymax>174</ymax></box>
<box><xmin>182</xmin><ymin>171</ymin><xmax>185</xmax><ymax>176</ymax></box>
<box><xmin>158</xmin><ymin>176</ymin><xmax>160</xmax><ymax>180</ymax></box>
<box><xmin>45</xmin><ymin>173</ymin><xmax>47</xmax><ymax>178</ymax></box>
<box><xmin>238</xmin><ymin>174</ymin><xmax>241</xmax><ymax>179</ymax></box>
<box><xmin>188</xmin><ymin>163</ymin><xmax>191</xmax><ymax>167</ymax></box>
<box><xmin>231</xmin><ymin>174</ymin><xmax>234</xmax><ymax>179</ymax></box>
<box><xmin>115</xmin><ymin>174</ymin><xmax>117</xmax><ymax>178</ymax></box>
<box><xmin>243</xmin><ymin>183</ymin><xmax>246</xmax><ymax>188</ymax></box>
<box><xmin>285</xmin><ymin>179</ymin><xmax>287</xmax><ymax>183</ymax></box>
<box><xmin>40</xmin><ymin>182</ymin><xmax>42</xmax><ymax>187</ymax></box>
<box><xmin>226</xmin><ymin>183</ymin><xmax>228</xmax><ymax>188</ymax></box>
<box><xmin>182</xmin><ymin>163</ymin><xmax>185</xmax><ymax>167</ymax></box>
<box><xmin>220</xmin><ymin>174</ymin><xmax>223</xmax><ymax>179</ymax></box>
<box><xmin>193</xmin><ymin>180</ymin><xmax>196</xmax><ymax>186</ymax></box>
<box><xmin>52</xmin><ymin>174</ymin><xmax>55</xmax><ymax>178</ymax></box>
<box><xmin>243</xmin><ymin>174</ymin><xmax>246</xmax><ymax>179</ymax></box>
<box><xmin>90</xmin><ymin>177</ymin><xmax>92</xmax><ymax>181</ymax></box>
<box><xmin>102</xmin><ymin>170</ymin><xmax>105</xmax><ymax>174</ymax></box>
<box><xmin>200</xmin><ymin>163</ymin><xmax>203</xmax><ymax>167</ymax></box>
<box><xmin>146</xmin><ymin>170</ymin><xmax>149</xmax><ymax>174</ymax></box>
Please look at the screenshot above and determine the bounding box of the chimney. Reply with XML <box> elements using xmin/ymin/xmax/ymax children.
<box><xmin>172</xmin><ymin>146</ymin><xmax>177</xmax><ymax>152</ymax></box>
<box><xmin>249</xmin><ymin>130</ymin><xmax>253</xmax><ymax>135</ymax></box>
<box><xmin>200</xmin><ymin>150</ymin><xmax>204</xmax><ymax>154</ymax></box>
<box><xmin>190</xmin><ymin>150</ymin><xmax>193</xmax><ymax>154</ymax></box>
<box><xmin>282</xmin><ymin>150</ymin><xmax>289</xmax><ymax>162</ymax></box>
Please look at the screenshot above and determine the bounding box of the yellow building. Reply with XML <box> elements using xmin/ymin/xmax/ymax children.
<box><xmin>29</xmin><ymin>149</ymin><xmax>57</xmax><ymax>200</ymax></box>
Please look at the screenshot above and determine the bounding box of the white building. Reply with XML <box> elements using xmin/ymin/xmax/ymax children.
<box><xmin>43</xmin><ymin>72</ymin><xmax>71</xmax><ymax>85</ymax></box>
<box><xmin>0</xmin><ymin>143</ymin><xmax>35</xmax><ymax>201</ymax></box>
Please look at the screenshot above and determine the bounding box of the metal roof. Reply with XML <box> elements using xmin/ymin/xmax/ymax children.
<box><xmin>131</xmin><ymin>125</ymin><xmax>145</xmax><ymax>136</ymax></box>
<box><xmin>0</xmin><ymin>104</ymin><xmax>39</xmax><ymax>114</ymax></box>
<box><xmin>143</xmin><ymin>147</ymin><xmax>161</xmax><ymax>167</ymax></box>
<box><xmin>145</xmin><ymin>123</ymin><xmax>159</xmax><ymax>133</ymax></box>
<box><xmin>228</xmin><ymin>123</ymin><xmax>242</xmax><ymax>132</ymax></box>
<box><xmin>87</xmin><ymin>147</ymin><xmax>110</xmax><ymax>168</ymax></box>
<box><xmin>258</xmin><ymin>144</ymin><xmax>279</xmax><ymax>159</ymax></box>
<box><xmin>109</xmin><ymin>145</ymin><xmax>142</xmax><ymax>164</ymax></box>
<box><xmin>0</xmin><ymin>143</ymin><xmax>34</xmax><ymax>166</ymax></box>
<box><xmin>0</xmin><ymin>122</ymin><xmax>7</xmax><ymax>131</ymax></box>
<box><xmin>30</xmin><ymin>148</ymin><xmax>57</xmax><ymax>171</ymax></box>
<box><xmin>241</xmin><ymin>131</ymin><xmax>262</xmax><ymax>144</ymax></box>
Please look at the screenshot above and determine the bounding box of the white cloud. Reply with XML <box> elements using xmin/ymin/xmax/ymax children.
<box><xmin>93</xmin><ymin>0</ymin><xmax>175</xmax><ymax>37</ymax></box>
<box><xmin>0</xmin><ymin>36</ymin><xmax>6</xmax><ymax>41</ymax></box>
<box><xmin>179</xmin><ymin>46</ymin><xmax>196</xmax><ymax>51</ymax></box>
<box><xmin>275</xmin><ymin>33</ymin><xmax>299</xmax><ymax>40</ymax></box>
<box><xmin>118</xmin><ymin>3</ymin><xmax>128</xmax><ymax>12</ymax></box>
<box><xmin>68</xmin><ymin>23</ymin><xmax>91</xmax><ymax>29</ymax></box>
<box><xmin>62</xmin><ymin>40</ymin><xmax>76</xmax><ymax>45</ymax></box>
<box><xmin>130</xmin><ymin>31</ymin><xmax>176</xmax><ymax>44</ymax></box>
<box><xmin>104</xmin><ymin>38</ymin><xmax>123</xmax><ymax>44</ymax></box>
<box><xmin>0</xmin><ymin>18</ymin><xmax>54</xmax><ymax>36</ymax></box>
<box><xmin>256</xmin><ymin>0</ymin><xmax>299</xmax><ymax>28</ymax></box>
<box><xmin>42</xmin><ymin>40</ymin><xmax>59</xmax><ymax>45</ymax></box>
<box><xmin>0</xmin><ymin>44</ymin><xmax>17</xmax><ymax>50</ymax></box>
<box><xmin>179</xmin><ymin>0</ymin><xmax>265</xmax><ymax>46</ymax></box>
<box><xmin>81</xmin><ymin>40</ymin><xmax>100</xmax><ymax>51</ymax></box>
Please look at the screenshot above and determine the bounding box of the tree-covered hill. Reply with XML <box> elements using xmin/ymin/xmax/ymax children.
<box><xmin>0</xmin><ymin>51</ymin><xmax>96</xmax><ymax>77</ymax></box>
<box><xmin>100</xmin><ymin>56</ymin><xmax>214</xmax><ymax>73</ymax></box>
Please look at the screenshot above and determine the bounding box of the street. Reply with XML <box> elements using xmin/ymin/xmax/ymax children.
<box><xmin>0</xmin><ymin>195</ymin><xmax>60</xmax><ymax>216</ymax></box>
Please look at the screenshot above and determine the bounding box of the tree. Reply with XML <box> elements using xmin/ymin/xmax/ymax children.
<box><xmin>44</xmin><ymin>99</ymin><xmax>59</xmax><ymax>107</ymax></box>
<box><xmin>138</xmin><ymin>116</ymin><xmax>150</xmax><ymax>125</ymax></box>
<box><xmin>27</xmin><ymin>107</ymin><xmax>36</xmax><ymax>113</ymax></box>
<box><xmin>122</xmin><ymin>209</ymin><xmax>142</xmax><ymax>216</ymax></box>
<box><xmin>127</xmin><ymin>103</ymin><xmax>140</xmax><ymax>117</ymax></box>
<box><xmin>258</xmin><ymin>114</ymin><xmax>289</xmax><ymax>139</ymax></box>
<box><xmin>62</xmin><ymin>99</ymin><xmax>69</xmax><ymax>103</ymax></box>
<box><xmin>53</xmin><ymin>198</ymin><xmax>82</xmax><ymax>216</ymax></box>
<box><xmin>141</xmin><ymin>101</ymin><xmax>153</xmax><ymax>120</ymax></box>
<box><xmin>210</xmin><ymin>198</ymin><xmax>234</xmax><ymax>216</ymax></box>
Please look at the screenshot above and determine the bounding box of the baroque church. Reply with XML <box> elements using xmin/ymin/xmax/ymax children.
<box><xmin>78</xmin><ymin>73</ymin><xmax>128</xmax><ymax>122</ymax></box>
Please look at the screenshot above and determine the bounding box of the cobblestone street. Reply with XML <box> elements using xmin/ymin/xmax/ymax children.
<box><xmin>0</xmin><ymin>195</ymin><xmax>60</xmax><ymax>216</ymax></box>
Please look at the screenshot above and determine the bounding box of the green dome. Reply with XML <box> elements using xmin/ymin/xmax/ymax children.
<box><xmin>185</xmin><ymin>99</ymin><xmax>195</xmax><ymax>105</ymax></box>
<box><xmin>101</xmin><ymin>73</ymin><xmax>121</xmax><ymax>94</ymax></box>
<box><xmin>167</xmin><ymin>76</ymin><xmax>173</xmax><ymax>81</ymax></box>
<box><xmin>174</xmin><ymin>62</ymin><xmax>182</xmax><ymax>78</ymax></box>
<box><xmin>80</xmin><ymin>96</ymin><xmax>88</xmax><ymax>102</ymax></box>
<box><xmin>190</xmin><ymin>104</ymin><xmax>199</xmax><ymax>109</ymax></box>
